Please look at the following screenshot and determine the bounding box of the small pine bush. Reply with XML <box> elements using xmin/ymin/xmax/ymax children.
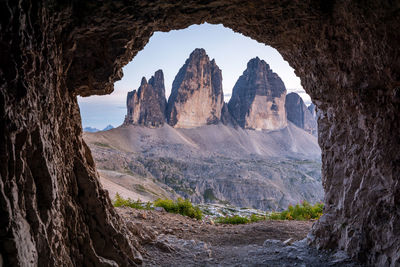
<box><xmin>154</xmin><ymin>198</ymin><xmax>203</xmax><ymax>220</ymax></box>
<box><xmin>268</xmin><ymin>201</ymin><xmax>324</xmax><ymax>220</ymax></box>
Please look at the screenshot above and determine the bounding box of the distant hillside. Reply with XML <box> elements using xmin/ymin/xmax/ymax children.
<box><xmin>102</xmin><ymin>124</ymin><xmax>114</xmax><ymax>131</ymax></box>
<box><xmin>83</xmin><ymin>125</ymin><xmax>114</xmax><ymax>133</ymax></box>
<box><xmin>84</xmin><ymin>126</ymin><xmax>100</xmax><ymax>132</ymax></box>
<box><xmin>84</xmin><ymin>123</ymin><xmax>322</xmax><ymax>211</ymax></box>
<box><xmin>85</xmin><ymin>49</ymin><xmax>322</xmax><ymax>211</ymax></box>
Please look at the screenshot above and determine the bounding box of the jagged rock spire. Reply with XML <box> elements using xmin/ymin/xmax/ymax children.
<box><xmin>228</xmin><ymin>57</ymin><xmax>287</xmax><ymax>130</ymax></box>
<box><xmin>166</xmin><ymin>48</ymin><xmax>224</xmax><ymax>128</ymax></box>
<box><xmin>124</xmin><ymin>70</ymin><xmax>167</xmax><ymax>127</ymax></box>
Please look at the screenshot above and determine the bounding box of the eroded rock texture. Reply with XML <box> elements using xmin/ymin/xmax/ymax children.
<box><xmin>167</xmin><ymin>49</ymin><xmax>224</xmax><ymax>128</ymax></box>
<box><xmin>228</xmin><ymin>57</ymin><xmax>287</xmax><ymax>130</ymax></box>
<box><xmin>286</xmin><ymin>92</ymin><xmax>317</xmax><ymax>135</ymax></box>
<box><xmin>0</xmin><ymin>2</ymin><xmax>144</xmax><ymax>266</ymax></box>
<box><xmin>124</xmin><ymin>70</ymin><xmax>167</xmax><ymax>127</ymax></box>
<box><xmin>1</xmin><ymin>0</ymin><xmax>399</xmax><ymax>266</ymax></box>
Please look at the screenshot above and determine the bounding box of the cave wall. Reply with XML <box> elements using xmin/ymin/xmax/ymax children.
<box><xmin>0</xmin><ymin>1</ymin><xmax>142</xmax><ymax>266</ymax></box>
<box><xmin>0</xmin><ymin>0</ymin><xmax>399</xmax><ymax>266</ymax></box>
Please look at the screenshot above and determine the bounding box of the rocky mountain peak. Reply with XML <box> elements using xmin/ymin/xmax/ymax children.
<box><xmin>246</xmin><ymin>56</ymin><xmax>268</xmax><ymax>71</ymax></box>
<box><xmin>285</xmin><ymin>93</ymin><xmax>317</xmax><ymax>136</ymax></box>
<box><xmin>124</xmin><ymin>70</ymin><xmax>167</xmax><ymax>127</ymax></box>
<box><xmin>227</xmin><ymin>57</ymin><xmax>287</xmax><ymax>130</ymax></box>
<box><xmin>191</xmin><ymin>47</ymin><xmax>207</xmax><ymax>57</ymax></box>
<box><xmin>244</xmin><ymin>57</ymin><xmax>286</xmax><ymax>97</ymax></box>
<box><xmin>141</xmin><ymin>77</ymin><xmax>147</xmax><ymax>85</ymax></box>
<box><xmin>166</xmin><ymin>48</ymin><xmax>224</xmax><ymax>128</ymax></box>
<box><xmin>149</xmin><ymin>69</ymin><xmax>164</xmax><ymax>89</ymax></box>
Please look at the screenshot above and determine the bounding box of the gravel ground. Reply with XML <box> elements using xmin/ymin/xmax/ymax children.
<box><xmin>117</xmin><ymin>207</ymin><xmax>360</xmax><ymax>266</ymax></box>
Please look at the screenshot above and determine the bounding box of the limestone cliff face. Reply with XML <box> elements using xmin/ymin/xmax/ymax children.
<box><xmin>228</xmin><ymin>57</ymin><xmax>287</xmax><ymax>131</ymax></box>
<box><xmin>285</xmin><ymin>93</ymin><xmax>317</xmax><ymax>136</ymax></box>
<box><xmin>124</xmin><ymin>70</ymin><xmax>167</xmax><ymax>127</ymax></box>
<box><xmin>167</xmin><ymin>49</ymin><xmax>224</xmax><ymax>128</ymax></box>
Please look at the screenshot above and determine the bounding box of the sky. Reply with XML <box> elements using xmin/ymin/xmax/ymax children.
<box><xmin>78</xmin><ymin>23</ymin><xmax>311</xmax><ymax>129</ymax></box>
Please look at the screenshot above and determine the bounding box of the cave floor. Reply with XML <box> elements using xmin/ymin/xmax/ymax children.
<box><xmin>117</xmin><ymin>207</ymin><xmax>360</xmax><ymax>266</ymax></box>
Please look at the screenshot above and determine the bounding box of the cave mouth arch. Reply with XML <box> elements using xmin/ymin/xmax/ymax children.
<box><xmin>79</xmin><ymin>22</ymin><xmax>322</xmax><ymax>213</ymax></box>
<box><xmin>1</xmin><ymin>1</ymin><xmax>399</xmax><ymax>266</ymax></box>
<box><xmin>78</xmin><ymin>22</ymin><xmax>311</xmax><ymax>130</ymax></box>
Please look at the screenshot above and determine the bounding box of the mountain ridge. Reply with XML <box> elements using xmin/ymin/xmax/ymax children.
<box><xmin>123</xmin><ymin>48</ymin><xmax>316</xmax><ymax>134</ymax></box>
<box><xmin>83</xmin><ymin>124</ymin><xmax>114</xmax><ymax>132</ymax></box>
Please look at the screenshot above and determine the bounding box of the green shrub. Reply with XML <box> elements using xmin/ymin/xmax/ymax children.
<box><xmin>268</xmin><ymin>201</ymin><xmax>324</xmax><ymax>220</ymax></box>
<box><xmin>113</xmin><ymin>193</ymin><xmax>152</xmax><ymax>210</ymax></box>
<box><xmin>250</xmin><ymin>214</ymin><xmax>266</xmax><ymax>223</ymax></box>
<box><xmin>215</xmin><ymin>215</ymin><xmax>249</xmax><ymax>224</ymax></box>
<box><xmin>215</xmin><ymin>214</ymin><xmax>267</xmax><ymax>225</ymax></box>
<box><xmin>145</xmin><ymin>201</ymin><xmax>152</xmax><ymax>210</ymax></box>
<box><xmin>268</xmin><ymin>212</ymin><xmax>282</xmax><ymax>220</ymax></box>
<box><xmin>154</xmin><ymin>198</ymin><xmax>203</xmax><ymax>220</ymax></box>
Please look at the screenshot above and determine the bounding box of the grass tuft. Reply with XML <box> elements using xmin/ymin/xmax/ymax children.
<box><xmin>215</xmin><ymin>214</ymin><xmax>267</xmax><ymax>225</ymax></box>
<box><xmin>215</xmin><ymin>215</ymin><xmax>249</xmax><ymax>224</ymax></box>
<box><xmin>250</xmin><ymin>214</ymin><xmax>267</xmax><ymax>223</ymax></box>
<box><xmin>268</xmin><ymin>201</ymin><xmax>323</xmax><ymax>220</ymax></box>
<box><xmin>113</xmin><ymin>193</ymin><xmax>152</xmax><ymax>210</ymax></box>
<box><xmin>154</xmin><ymin>198</ymin><xmax>203</xmax><ymax>220</ymax></box>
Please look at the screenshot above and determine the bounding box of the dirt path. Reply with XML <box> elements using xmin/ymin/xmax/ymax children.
<box><xmin>117</xmin><ymin>207</ymin><xmax>359</xmax><ymax>266</ymax></box>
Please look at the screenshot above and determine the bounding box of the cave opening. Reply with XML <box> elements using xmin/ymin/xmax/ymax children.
<box><xmin>78</xmin><ymin>23</ymin><xmax>322</xmax><ymax>213</ymax></box>
<box><xmin>77</xmin><ymin>23</ymin><xmax>324</xmax><ymax>265</ymax></box>
<box><xmin>1</xmin><ymin>1</ymin><xmax>398</xmax><ymax>266</ymax></box>
<box><xmin>78</xmin><ymin>23</ymin><xmax>313</xmax><ymax>130</ymax></box>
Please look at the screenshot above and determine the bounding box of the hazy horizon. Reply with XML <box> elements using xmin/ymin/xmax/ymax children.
<box><xmin>79</xmin><ymin>23</ymin><xmax>312</xmax><ymax>129</ymax></box>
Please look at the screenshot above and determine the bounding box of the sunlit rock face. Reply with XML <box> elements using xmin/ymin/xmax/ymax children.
<box><xmin>285</xmin><ymin>92</ymin><xmax>317</xmax><ymax>135</ymax></box>
<box><xmin>124</xmin><ymin>70</ymin><xmax>167</xmax><ymax>127</ymax></box>
<box><xmin>228</xmin><ymin>57</ymin><xmax>287</xmax><ymax>131</ymax></box>
<box><xmin>166</xmin><ymin>49</ymin><xmax>224</xmax><ymax>128</ymax></box>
